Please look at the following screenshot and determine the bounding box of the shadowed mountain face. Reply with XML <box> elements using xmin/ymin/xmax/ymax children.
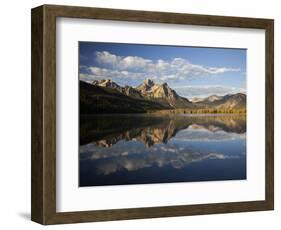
<box><xmin>80</xmin><ymin>81</ymin><xmax>170</xmax><ymax>114</ymax></box>
<box><xmin>81</xmin><ymin>79</ymin><xmax>246</xmax><ymax>113</ymax></box>
<box><xmin>79</xmin><ymin>114</ymin><xmax>246</xmax><ymax>186</ymax></box>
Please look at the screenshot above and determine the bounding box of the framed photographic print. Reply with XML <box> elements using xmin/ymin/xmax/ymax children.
<box><xmin>31</xmin><ymin>4</ymin><xmax>274</xmax><ymax>225</ymax></box>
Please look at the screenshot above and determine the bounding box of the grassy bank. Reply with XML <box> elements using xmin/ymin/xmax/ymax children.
<box><xmin>148</xmin><ymin>108</ymin><xmax>246</xmax><ymax>115</ymax></box>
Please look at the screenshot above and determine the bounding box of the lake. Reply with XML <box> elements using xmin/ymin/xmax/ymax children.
<box><xmin>79</xmin><ymin>114</ymin><xmax>246</xmax><ymax>187</ymax></box>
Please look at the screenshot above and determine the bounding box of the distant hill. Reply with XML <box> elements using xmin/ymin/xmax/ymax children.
<box><xmin>191</xmin><ymin>95</ymin><xmax>222</xmax><ymax>103</ymax></box>
<box><xmin>203</xmin><ymin>95</ymin><xmax>223</xmax><ymax>103</ymax></box>
<box><xmin>195</xmin><ymin>93</ymin><xmax>246</xmax><ymax>110</ymax></box>
<box><xmin>81</xmin><ymin>79</ymin><xmax>246</xmax><ymax>114</ymax></box>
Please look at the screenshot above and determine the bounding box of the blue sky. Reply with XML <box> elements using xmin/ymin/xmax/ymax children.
<box><xmin>79</xmin><ymin>42</ymin><xmax>246</xmax><ymax>98</ymax></box>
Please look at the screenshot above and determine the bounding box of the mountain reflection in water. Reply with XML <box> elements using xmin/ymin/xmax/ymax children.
<box><xmin>79</xmin><ymin>114</ymin><xmax>246</xmax><ymax>186</ymax></box>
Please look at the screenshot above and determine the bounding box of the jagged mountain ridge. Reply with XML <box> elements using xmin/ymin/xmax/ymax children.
<box><xmin>86</xmin><ymin>79</ymin><xmax>246</xmax><ymax>113</ymax></box>
<box><xmin>136</xmin><ymin>79</ymin><xmax>179</xmax><ymax>100</ymax></box>
<box><xmin>92</xmin><ymin>79</ymin><xmax>192</xmax><ymax>108</ymax></box>
<box><xmin>92</xmin><ymin>79</ymin><xmax>143</xmax><ymax>98</ymax></box>
<box><xmin>80</xmin><ymin>81</ymin><xmax>170</xmax><ymax>114</ymax></box>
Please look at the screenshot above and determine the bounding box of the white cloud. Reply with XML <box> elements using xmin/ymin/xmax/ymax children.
<box><xmin>96</xmin><ymin>51</ymin><xmax>152</xmax><ymax>70</ymax></box>
<box><xmin>95</xmin><ymin>51</ymin><xmax>119</xmax><ymax>65</ymax></box>
<box><xmin>79</xmin><ymin>71</ymin><xmax>150</xmax><ymax>85</ymax></box>
<box><xmin>91</xmin><ymin>51</ymin><xmax>241</xmax><ymax>82</ymax></box>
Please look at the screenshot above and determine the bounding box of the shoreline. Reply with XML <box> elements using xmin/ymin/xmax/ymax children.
<box><xmin>148</xmin><ymin>108</ymin><xmax>246</xmax><ymax>115</ymax></box>
<box><xmin>80</xmin><ymin>112</ymin><xmax>246</xmax><ymax>117</ymax></box>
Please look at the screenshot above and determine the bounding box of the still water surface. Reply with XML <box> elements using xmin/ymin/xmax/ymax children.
<box><xmin>79</xmin><ymin>114</ymin><xmax>246</xmax><ymax>187</ymax></box>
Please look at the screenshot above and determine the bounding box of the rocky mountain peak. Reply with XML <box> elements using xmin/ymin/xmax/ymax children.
<box><xmin>134</xmin><ymin>79</ymin><xmax>188</xmax><ymax>107</ymax></box>
<box><xmin>143</xmin><ymin>79</ymin><xmax>155</xmax><ymax>87</ymax></box>
<box><xmin>136</xmin><ymin>79</ymin><xmax>155</xmax><ymax>93</ymax></box>
<box><xmin>92</xmin><ymin>79</ymin><xmax>123</xmax><ymax>92</ymax></box>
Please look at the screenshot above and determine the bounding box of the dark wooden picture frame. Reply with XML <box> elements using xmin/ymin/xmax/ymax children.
<box><xmin>31</xmin><ymin>4</ymin><xmax>274</xmax><ymax>225</ymax></box>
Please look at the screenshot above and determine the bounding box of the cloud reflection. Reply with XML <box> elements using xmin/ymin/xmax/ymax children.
<box><xmin>81</xmin><ymin>142</ymin><xmax>241</xmax><ymax>175</ymax></box>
